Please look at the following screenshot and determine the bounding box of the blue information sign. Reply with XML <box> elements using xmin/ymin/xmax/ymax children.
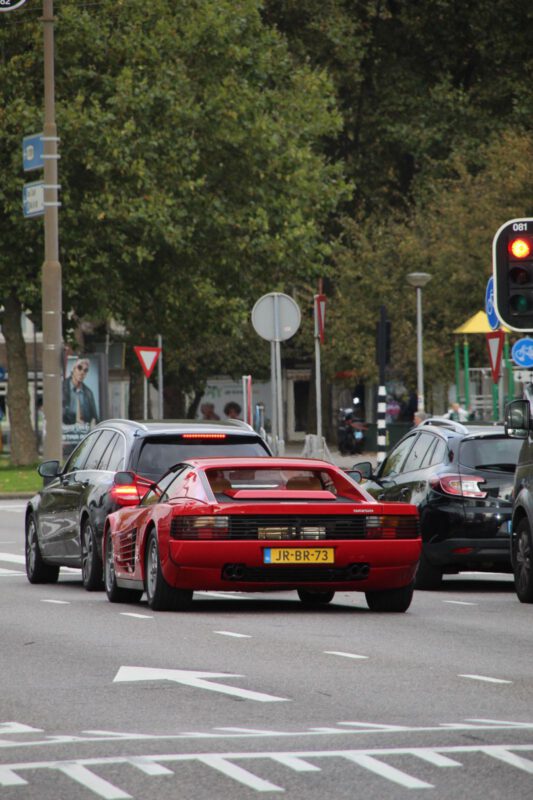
<box><xmin>22</xmin><ymin>133</ymin><xmax>44</xmax><ymax>172</ymax></box>
<box><xmin>485</xmin><ymin>277</ymin><xmax>499</xmax><ymax>331</ymax></box>
<box><xmin>22</xmin><ymin>181</ymin><xmax>44</xmax><ymax>218</ymax></box>
<box><xmin>512</xmin><ymin>338</ymin><xmax>533</xmax><ymax>368</ymax></box>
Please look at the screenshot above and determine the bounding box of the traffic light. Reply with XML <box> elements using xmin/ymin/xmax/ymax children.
<box><xmin>493</xmin><ymin>218</ymin><xmax>533</xmax><ymax>330</ymax></box>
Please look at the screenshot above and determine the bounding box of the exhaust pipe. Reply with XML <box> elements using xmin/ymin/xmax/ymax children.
<box><xmin>347</xmin><ymin>563</ymin><xmax>370</xmax><ymax>580</ymax></box>
<box><xmin>222</xmin><ymin>563</ymin><xmax>246</xmax><ymax>580</ymax></box>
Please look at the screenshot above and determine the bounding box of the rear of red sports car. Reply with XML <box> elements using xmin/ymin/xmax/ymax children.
<box><xmin>106</xmin><ymin>458</ymin><xmax>421</xmax><ymax>612</ymax></box>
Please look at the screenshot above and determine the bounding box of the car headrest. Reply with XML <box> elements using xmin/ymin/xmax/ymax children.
<box><xmin>209</xmin><ymin>477</ymin><xmax>231</xmax><ymax>494</ymax></box>
<box><xmin>285</xmin><ymin>477</ymin><xmax>322</xmax><ymax>491</ymax></box>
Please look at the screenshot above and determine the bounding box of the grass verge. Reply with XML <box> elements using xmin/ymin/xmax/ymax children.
<box><xmin>0</xmin><ymin>456</ymin><xmax>41</xmax><ymax>494</ymax></box>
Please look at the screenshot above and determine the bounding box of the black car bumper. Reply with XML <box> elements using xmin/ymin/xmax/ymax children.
<box><xmin>425</xmin><ymin>537</ymin><xmax>512</xmax><ymax>572</ymax></box>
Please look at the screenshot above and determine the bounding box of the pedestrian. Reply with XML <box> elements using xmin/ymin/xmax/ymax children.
<box><xmin>200</xmin><ymin>403</ymin><xmax>220</xmax><ymax>420</ymax></box>
<box><xmin>224</xmin><ymin>401</ymin><xmax>241</xmax><ymax>420</ymax></box>
<box><xmin>444</xmin><ymin>402</ymin><xmax>469</xmax><ymax>423</ymax></box>
<box><xmin>413</xmin><ymin>410</ymin><xmax>429</xmax><ymax>427</ymax></box>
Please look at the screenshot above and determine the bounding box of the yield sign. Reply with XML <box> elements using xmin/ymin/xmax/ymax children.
<box><xmin>486</xmin><ymin>330</ymin><xmax>505</xmax><ymax>384</ymax></box>
<box><xmin>314</xmin><ymin>294</ymin><xmax>326</xmax><ymax>344</ymax></box>
<box><xmin>134</xmin><ymin>346</ymin><xmax>161</xmax><ymax>379</ymax></box>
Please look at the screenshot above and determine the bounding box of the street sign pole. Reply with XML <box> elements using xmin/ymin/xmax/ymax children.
<box><xmin>41</xmin><ymin>0</ymin><xmax>63</xmax><ymax>460</ymax></box>
<box><xmin>313</xmin><ymin>294</ymin><xmax>326</xmax><ymax>442</ymax></box>
<box><xmin>273</xmin><ymin>295</ymin><xmax>284</xmax><ymax>455</ymax></box>
<box><xmin>157</xmin><ymin>334</ymin><xmax>163</xmax><ymax>420</ymax></box>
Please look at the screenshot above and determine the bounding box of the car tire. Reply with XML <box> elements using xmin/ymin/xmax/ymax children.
<box><xmin>297</xmin><ymin>589</ymin><xmax>335</xmax><ymax>605</ymax></box>
<box><xmin>81</xmin><ymin>519</ymin><xmax>104</xmax><ymax>591</ymax></box>
<box><xmin>365</xmin><ymin>582</ymin><xmax>414</xmax><ymax>613</ymax></box>
<box><xmin>104</xmin><ymin>529</ymin><xmax>143</xmax><ymax>604</ymax></box>
<box><xmin>414</xmin><ymin>552</ymin><xmax>443</xmax><ymax>590</ymax></box>
<box><xmin>514</xmin><ymin>519</ymin><xmax>533</xmax><ymax>603</ymax></box>
<box><xmin>25</xmin><ymin>513</ymin><xmax>59</xmax><ymax>584</ymax></box>
<box><xmin>145</xmin><ymin>530</ymin><xmax>193</xmax><ymax>611</ymax></box>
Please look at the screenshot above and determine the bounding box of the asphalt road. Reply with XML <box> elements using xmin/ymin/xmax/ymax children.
<box><xmin>1</xmin><ymin>499</ymin><xmax>532</xmax><ymax>799</ymax></box>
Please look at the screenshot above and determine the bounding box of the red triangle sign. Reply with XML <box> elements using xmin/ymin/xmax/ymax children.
<box><xmin>134</xmin><ymin>346</ymin><xmax>161</xmax><ymax>379</ymax></box>
<box><xmin>486</xmin><ymin>331</ymin><xmax>504</xmax><ymax>384</ymax></box>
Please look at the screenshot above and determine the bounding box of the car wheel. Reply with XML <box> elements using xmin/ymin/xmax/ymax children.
<box><xmin>25</xmin><ymin>513</ymin><xmax>59</xmax><ymax>584</ymax></box>
<box><xmin>297</xmin><ymin>589</ymin><xmax>335</xmax><ymax>605</ymax></box>
<box><xmin>145</xmin><ymin>531</ymin><xmax>193</xmax><ymax>611</ymax></box>
<box><xmin>365</xmin><ymin>582</ymin><xmax>414</xmax><ymax>613</ymax></box>
<box><xmin>414</xmin><ymin>552</ymin><xmax>443</xmax><ymax>590</ymax></box>
<box><xmin>514</xmin><ymin>519</ymin><xmax>533</xmax><ymax>603</ymax></box>
<box><xmin>104</xmin><ymin>530</ymin><xmax>143</xmax><ymax>604</ymax></box>
<box><xmin>81</xmin><ymin>519</ymin><xmax>103</xmax><ymax>591</ymax></box>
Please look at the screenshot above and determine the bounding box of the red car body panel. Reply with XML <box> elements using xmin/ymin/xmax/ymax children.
<box><xmin>105</xmin><ymin>457</ymin><xmax>421</xmax><ymax>595</ymax></box>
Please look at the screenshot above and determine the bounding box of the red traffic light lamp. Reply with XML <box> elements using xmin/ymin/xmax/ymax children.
<box><xmin>493</xmin><ymin>219</ymin><xmax>533</xmax><ymax>331</ymax></box>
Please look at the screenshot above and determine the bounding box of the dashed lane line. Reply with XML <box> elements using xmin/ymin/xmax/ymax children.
<box><xmin>459</xmin><ymin>674</ymin><xmax>512</xmax><ymax>684</ymax></box>
<box><xmin>40</xmin><ymin>599</ymin><xmax>70</xmax><ymax>605</ymax></box>
<box><xmin>214</xmin><ymin>631</ymin><xmax>251</xmax><ymax>638</ymax></box>
<box><xmin>120</xmin><ymin>613</ymin><xmax>153</xmax><ymax>620</ymax></box>
<box><xmin>443</xmin><ymin>600</ymin><xmax>478</xmax><ymax>606</ymax></box>
<box><xmin>324</xmin><ymin>651</ymin><xmax>368</xmax><ymax>660</ymax></box>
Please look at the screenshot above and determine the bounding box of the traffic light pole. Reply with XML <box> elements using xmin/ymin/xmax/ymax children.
<box><xmin>42</xmin><ymin>0</ymin><xmax>63</xmax><ymax>461</ymax></box>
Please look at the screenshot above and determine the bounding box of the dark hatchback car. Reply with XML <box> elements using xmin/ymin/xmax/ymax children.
<box><xmin>351</xmin><ymin>418</ymin><xmax>522</xmax><ymax>589</ymax></box>
<box><xmin>25</xmin><ymin>419</ymin><xmax>272</xmax><ymax>590</ymax></box>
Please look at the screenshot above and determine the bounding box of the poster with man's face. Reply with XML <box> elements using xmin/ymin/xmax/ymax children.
<box><xmin>62</xmin><ymin>355</ymin><xmax>101</xmax><ymax>455</ymax></box>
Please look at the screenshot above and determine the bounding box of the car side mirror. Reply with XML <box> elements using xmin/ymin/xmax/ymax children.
<box><xmin>504</xmin><ymin>400</ymin><xmax>531</xmax><ymax>439</ymax></box>
<box><xmin>344</xmin><ymin>469</ymin><xmax>363</xmax><ymax>484</ymax></box>
<box><xmin>38</xmin><ymin>460</ymin><xmax>60</xmax><ymax>478</ymax></box>
<box><xmin>351</xmin><ymin>461</ymin><xmax>373</xmax><ymax>480</ymax></box>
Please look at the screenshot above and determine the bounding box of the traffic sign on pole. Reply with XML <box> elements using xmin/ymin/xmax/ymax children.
<box><xmin>0</xmin><ymin>0</ymin><xmax>28</xmax><ymax>11</ymax></box>
<box><xmin>134</xmin><ymin>346</ymin><xmax>161</xmax><ymax>379</ymax></box>
<box><xmin>22</xmin><ymin>181</ymin><xmax>45</xmax><ymax>218</ymax></box>
<box><xmin>485</xmin><ymin>276</ymin><xmax>499</xmax><ymax>331</ymax></box>
<box><xmin>486</xmin><ymin>330</ymin><xmax>505</xmax><ymax>383</ymax></box>
<box><xmin>22</xmin><ymin>133</ymin><xmax>44</xmax><ymax>171</ymax></box>
<box><xmin>511</xmin><ymin>337</ymin><xmax>533</xmax><ymax>368</ymax></box>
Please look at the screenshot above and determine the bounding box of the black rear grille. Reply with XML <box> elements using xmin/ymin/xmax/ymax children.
<box><xmin>227</xmin><ymin>515</ymin><xmax>367</xmax><ymax>540</ymax></box>
<box><xmin>222</xmin><ymin>564</ymin><xmax>370</xmax><ymax>582</ymax></box>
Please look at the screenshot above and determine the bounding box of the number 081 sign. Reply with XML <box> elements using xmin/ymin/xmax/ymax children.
<box><xmin>0</xmin><ymin>0</ymin><xmax>28</xmax><ymax>11</ymax></box>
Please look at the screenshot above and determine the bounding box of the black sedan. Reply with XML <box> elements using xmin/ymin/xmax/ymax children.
<box><xmin>25</xmin><ymin>419</ymin><xmax>271</xmax><ymax>590</ymax></box>
<box><xmin>351</xmin><ymin>418</ymin><xmax>522</xmax><ymax>589</ymax></box>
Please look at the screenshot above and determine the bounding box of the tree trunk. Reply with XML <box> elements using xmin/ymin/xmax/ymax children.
<box><xmin>3</xmin><ymin>294</ymin><xmax>38</xmax><ymax>465</ymax></box>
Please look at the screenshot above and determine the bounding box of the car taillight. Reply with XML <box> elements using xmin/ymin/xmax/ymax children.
<box><xmin>110</xmin><ymin>484</ymin><xmax>141</xmax><ymax>506</ymax></box>
<box><xmin>170</xmin><ymin>516</ymin><xmax>230</xmax><ymax>539</ymax></box>
<box><xmin>366</xmin><ymin>516</ymin><xmax>419</xmax><ymax>539</ymax></box>
<box><xmin>430</xmin><ymin>474</ymin><xmax>487</xmax><ymax>499</ymax></box>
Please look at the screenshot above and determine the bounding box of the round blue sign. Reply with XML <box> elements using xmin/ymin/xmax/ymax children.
<box><xmin>512</xmin><ymin>338</ymin><xmax>533</xmax><ymax>368</ymax></box>
<box><xmin>485</xmin><ymin>277</ymin><xmax>499</xmax><ymax>331</ymax></box>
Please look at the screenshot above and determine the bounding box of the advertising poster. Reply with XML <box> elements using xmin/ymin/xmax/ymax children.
<box><xmin>62</xmin><ymin>354</ymin><xmax>101</xmax><ymax>455</ymax></box>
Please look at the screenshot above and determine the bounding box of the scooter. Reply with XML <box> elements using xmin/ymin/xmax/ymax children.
<box><xmin>337</xmin><ymin>406</ymin><xmax>367</xmax><ymax>455</ymax></box>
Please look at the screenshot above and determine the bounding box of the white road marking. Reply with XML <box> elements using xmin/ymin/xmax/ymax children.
<box><xmin>443</xmin><ymin>600</ymin><xmax>478</xmax><ymax>606</ymax></box>
<box><xmin>324</xmin><ymin>651</ymin><xmax>368</xmax><ymax>660</ymax></box>
<box><xmin>114</xmin><ymin>666</ymin><xmax>289</xmax><ymax>703</ymax></box>
<box><xmin>1</xmin><ymin>719</ymin><xmax>533</xmax><ymax>750</ymax></box>
<box><xmin>0</xmin><ymin>553</ymin><xmax>25</xmax><ymax>564</ymax></box>
<box><xmin>197</xmin><ymin>755</ymin><xmax>283</xmax><ymax>792</ymax></box>
<box><xmin>57</xmin><ymin>763</ymin><xmax>131</xmax><ymax>799</ymax></box>
<box><xmin>459</xmin><ymin>674</ymin><xmax>512</xmax><ymax>684</ymax></box>
<box><xmin>0</xmin><ymin>568</ymin><xmax>25</xmax><ymax>576</ymax></box>
<box><xmin>344</xmin><ymin>752</ymin><xmax>433</xmax><ymax>788</ymax></box>
<box><xmin>196</xmin><ymin>590</ymin><xmax>245</xmax><ymax>600</ymax></box>
<box><xmin>0</xmin><ymin>505</ymin><xmax>27</xmax><ymax>511</ymax></box>
<box><xmin>214</xmin><ymin>630</ymin><xmax>251</xmax><ymax>638</ymax></box>
<box><xmin>40</xmin><ymin>599</ymin><xmax>70</xmax><ymax>605</ymax></box>
<box><xmin>5</xmin><ymin>744</ymin><xmax>533</xmax><ymax>795</ymax></box>
<box><xmin>119</xmin><ymin>613</ymin><xmax>153</xmax><ymax>619</ymax></box>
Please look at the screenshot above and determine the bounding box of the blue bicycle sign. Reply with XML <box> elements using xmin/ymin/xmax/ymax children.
<box><xmin>512</xmin><ymin>338</ymin><xmax>533</xmax><ymax>368</ymax></box>
<box><xmin>485</xmin><ymin>277</ymin><xmax>499</xmax><ymax>330</ymax></box>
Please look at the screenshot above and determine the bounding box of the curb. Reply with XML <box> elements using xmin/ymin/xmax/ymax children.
<box><xmin>0</xmin><ymin>493</ymin><xmax>33</xmax><ymax>500</ymax></box>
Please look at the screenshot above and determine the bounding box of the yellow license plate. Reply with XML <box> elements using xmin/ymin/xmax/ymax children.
<box><xmin>264</xmin><ymin>547</ymin><xmax>334</xmax><ymax>564</ymax></box>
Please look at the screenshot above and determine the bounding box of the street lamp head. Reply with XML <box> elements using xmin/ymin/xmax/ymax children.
<box><xmin>407</xmin><ymin>272</ymin><xmax>432</xmax><ymax>288</ymax></box>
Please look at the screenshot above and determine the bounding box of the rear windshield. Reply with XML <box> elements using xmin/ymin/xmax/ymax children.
<box><xmin>135</xmin><ymin>435</ymin><xmax>270</xmax><ymax>479</ymax></box>
<box><xmin>459</xmin><ymin>437</ymin><xmax>522</xmax><ymax>472</ymax></box>
<box><xmin>206</xmin><ymin>468</ymin><xmax>336</xmax><ymax>496</ymax></box>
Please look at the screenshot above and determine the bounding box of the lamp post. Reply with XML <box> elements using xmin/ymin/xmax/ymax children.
<box><xmin>407</xmin><ymin>272</ymin><xmax>432</xmax><ymax>412</ymax></box>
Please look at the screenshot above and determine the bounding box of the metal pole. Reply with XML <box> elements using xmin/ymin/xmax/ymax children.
<box><xmin>463</xmin><ymin>336</ymin><xmax>470</xmax><ymax>410</ymax></box>
<box><xmin>143</xmin><ymin>376</ymin><xmax>147</xmax><ymax>419</ymax></box>
<box><xmin>270</xmin><ymin>341</ymin><xmax>277</xmax><ymax>452</ymax></box>
<box><xmin>273</xmin><ymin>295</ymin><xmax>284</xmax><ymax>455</ymax></box>
<box><xmin>157</xmin><ymin>334</ymin><xmax>163</xmax><ymax>419</ymax></box>
<box><xmin>315</xmin><ymin>336</ymin><xmax>322</xmax><ymax>441</ymax></box>
<box><xmin>454</xmin><ymin>339</ymin><xmax>462</xmax><ymax>405</ymax></box>
<box><xmin>42</xmin><ymin>0</ymin><xmax>63</xmax><ymax>460</ymax></box>
<box><xmin>416</xmin><ymin>286</ymin><xmax>425</xmax><ymax>412</ymax></box>
<box><xmin>376</xmin><ymin>306</ymin><xmax>388</xmax><ymax>466</ymax></box>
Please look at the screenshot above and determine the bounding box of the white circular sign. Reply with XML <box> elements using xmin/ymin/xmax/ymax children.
<box><xmin>0</xmin><ymin>0</ymin><xmax>28</xmax><ymax>12</ymax></box>
<box><xmin>251</xmin><ymin>293</ymin><xmax>301</xmax><ymax>342</ymax></box>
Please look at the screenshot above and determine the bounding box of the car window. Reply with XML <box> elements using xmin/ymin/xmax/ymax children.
<box><xmin>141</xmin><ymin>469</ymin><xmax>184</xmax><ymax>506</ymax></box>
<box><xmin>63</xmin><ymin>431</ymin><xmax>101</xmax><ymax>473</ymax></box>
<box><xmin>380</xmin><ymin>435</ymin><xmax>417</xmax><ymax>478</ymax></box>
<box><xmin>84</xmin><ymin>430</ymin><xmax>116</xmax><ymax>470</ymax></box>
<box><xmin>98</xmin><ymin>433</ymin><xmax>119</xmax><ymax>471</ymax></box>
<box><xmin>459</xmin><ymin>437</ymin><xmax>522</xmax><ymax>472</ymax></box>
<box><xmin>402</xmin><ymin>432</ymin><xmax>436</xmax><ymax>473</ymax></box>
<box><xmin>134</xmin><ymin>435</ymin><xmax>270</xmax><ymax>479</ymax></box>
<box><xmin>426</xmin><ymin>438</ymin><xmax>447</xmax><ymax>468</ymax></box>
<box><xmin>106</xmin><ymin>434</ymin><xmax>126</xmax><ymax>472</ymax></box>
